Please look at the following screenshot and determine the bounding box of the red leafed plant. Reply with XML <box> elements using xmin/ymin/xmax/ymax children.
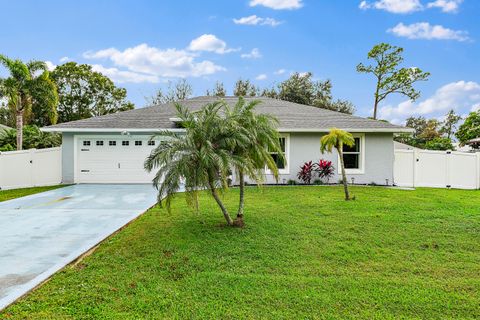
<box><xmin>316</xmin><ymin>159</ymin><xmax>334</xmax><ymax>183</ymax></box>
<box><xmin>297</xmin><ymin>161</ymin><xmax>315</xmax><ymax>184</ymax></box>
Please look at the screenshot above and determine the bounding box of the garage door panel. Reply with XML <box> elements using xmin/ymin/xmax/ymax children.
<box><xmin>76</xmin><ymin>136</ymin><xmax>158</xmax><ymax>184</ymax></box>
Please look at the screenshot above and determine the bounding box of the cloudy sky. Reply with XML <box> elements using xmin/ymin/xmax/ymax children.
<box><xmin>1</xmin><ymin>0</ymin><xmax>479</xmax><ymax>123</ymax></box>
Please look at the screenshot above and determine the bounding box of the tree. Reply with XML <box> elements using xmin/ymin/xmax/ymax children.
<box><xmin>0</xmin><ymin>125</ymin><xmax>61</xmax><ymax>150</ymax></box>
<box><xmin>225</xmin><ymin>97</ymin><xmax>283</xmax><ymax>223</ymax></box>
<box><xmin>264</xmin><ymin>72</ymin><xmax>355</xmax><ymax>114</ymax></box>
<box><xmin>357</xmin><ymin>43</ymin><xmax>430</xmax><ymax>119</ymax></box>
<box><xmin>233</xmin><ymin>79</ymin><xmax>258</xmax><ymax>97</ymax></box>
<box><xmin>0</xmin><ymin>55</ymin><xmax>58</xmax><ymax>150</ymax></box>
<box><xmin>320</xmin><ymin>128</ymin><xmax>355</xmax><ymax>201</ymax></box>
<box><xmin>425</xmin><ymin>137</ymin><xmax>454</xmax><ymax>151</ymax></box>
<box><xmin>206</xmin><ymin>81</ymin><xmax>226</xmax><ymax>97</ymax></box>
<box><xmin>440</xmin><ymin>109</ymin><xmax>461</xmax><ymax>139</ymax></box>
<box><xmin>148</xmin><ymin>79</ymin><xmax>193</xmax><ymax>105</ymax></box>
<box><xmin>456</xmin><ymin>110</ymin><xmax>480</xmax><ymax>148</ymax></box>
<box><xmin>144</xmin><ymin>102</ymin><xmax>250</xmax><ymax>226</ymax></box>
<box><xmin>51</xmin><ymin>62</ymin><xmax>134</xmax><ymax>123</ymax></box>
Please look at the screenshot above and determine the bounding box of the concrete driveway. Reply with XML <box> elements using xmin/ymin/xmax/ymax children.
<box><xmin>0</xmin><ymin>184</ymin><xmax>159</xmax><ymax>310</ymax></box>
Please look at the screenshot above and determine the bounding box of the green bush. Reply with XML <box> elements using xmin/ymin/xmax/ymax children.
<box><xmin>425</xmin><ymin>137</ymin><xmax>454</xmax><ymax>151</ymax></box>
<box><xmin>287</xmin><ymin>179</ymin><xmax>297</xmax><ymax>185</ymax></box>
<box><xmin>0</xmin><ymin>125</ymin><xmax>61</xmax><ymax>150</ymax></box>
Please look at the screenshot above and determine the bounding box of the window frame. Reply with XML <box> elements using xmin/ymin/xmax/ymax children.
<box><xmin>96</xmin><ymin>140</ymin><xmax>104</xmax><ymax>146</ymax></box>
<box><xmin>266</xmin><ymin>133</ymin><xmax>290</xmax><ymax>175</ymax></box>
<box><xmin>83</xmin><ymin>141</ymin><xmax>91</xmax><ymax>146</ymax></box>
<box><xmin>338</xmin><ymin>133</ymin><xmax>365</xmax><ymax>175</ymax></box>
<box><xmin>135</xmin><ymin>140</ymin><xmax>142</xmax><ymax>146</ymax></box>
<box><xmin>122</xmin><ymin>140</ymin><xmax>130</xmax><ymax>146</ymax></box>
<box><xmin>109</xmin><ymin>141</ymin><xmax>117</xmax><ymax>146</ymax></box>
<box><xmin>148</xmin><ymin>140</ymin><xmax>155</xmax><ymax>146</ymax></box>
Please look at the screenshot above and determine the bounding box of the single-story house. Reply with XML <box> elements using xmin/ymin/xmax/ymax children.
<box><xmin>42</xmin><ymin>96</ymin><xmax>413</xmax><ymax>185</ymax></box>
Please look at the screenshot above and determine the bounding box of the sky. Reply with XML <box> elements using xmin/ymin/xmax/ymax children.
<box><xmin>1</xmin><ymin>0</ymin><xmax>479</xmax><ymax>124</ymax></box>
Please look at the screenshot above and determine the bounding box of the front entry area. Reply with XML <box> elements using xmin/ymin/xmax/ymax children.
<box><xmin>76</xmin><ymin>135</ymin><xmax>159</xmax><ymax>183</ymax></box>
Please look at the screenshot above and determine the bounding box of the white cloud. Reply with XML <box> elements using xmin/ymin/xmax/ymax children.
<box><xmin>188</xmin><ymin>34</ymin><xmax>237</xmax><ymax>54</ymax></box>
<box><xmin>427</xmin><ymin>0</ymin><xmax>463</xmax><ymax>13</ymax></box>
<box><xmin>359</xmin><ymin>0</ymin><xmax>422</xmax><ymax>13</ymax></box>
<box><xmin>91</xmin><ymin>64</ymin><xmax>159</xmax><ymax>83</ymax></box>
<box><xmin>388</xmin><ymin>22</ymin><xmax>470</xmax><ymax>41</ymax></box>
<box><xmin>274</xmin><ymin>68</ymin><xmax>286</xmax><ymax>75</ymax></box>
<box><xmin>241</xmin><ymin>48</ymin><xmax>262</xmax><ymax>59</ymax></box>
<box><xmin>249</xmin><ymin>0</ymin><xmax>303</xmax><ymax>10</ymax></box>
<box><xmin>256</xmin><ymin>74</ymin><xmax>268</xmax><ymax>80</ymax></box>
<box><xmin>378</xmin><ymin>81</ymin><xmax>480</xmax><ymax>123</ymax></box>
<box><xmin>59</xmin><ymin>56</ymin><xmax>70</xmax><ymax>63</ymax></box>
<box><xmin>83</xmin><ymin>43</ymin><xmax>225</xmax><ymax>80</ymax></box>
<box><xmin>471</xmin><ymin>104</ymin><xmax>480</xmax><ymax>112</ymax></box>
<box><xmin>45</xmin><ymin>61</ymin><xmax>56</xmax><ymax>71</ymax></box>
<box><xmin>233</xmin><ymin>15</ymin><xmax>282</xmax><ymax>27</ymax></box>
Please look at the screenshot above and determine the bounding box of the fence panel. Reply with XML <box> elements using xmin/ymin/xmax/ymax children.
<box><xmin>394</xmin><ymin>149</ymin><xmax>480</xmax><ymax>190</ymax></box>
<box><xmin>0</xmin><ymin>147</ymin><xmax>62</xmax><ymax>190</ymax></box>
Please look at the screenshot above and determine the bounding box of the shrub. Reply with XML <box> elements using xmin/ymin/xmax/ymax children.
<box><xmin>313</xmin><ymin>179</ymin><xmax>323</xmax><ymax>185</ymax></box>
<box><xmin>297</xmin><ymin>161</ymin><xmax>315</xmax><ymax>184</ymax></box>
<box><xmin>424</xmin><ymin>137</ymin><xmax>454</xmax><ymax>151</ymax></box>
<box><xmin>287</xmin><ymin>179</ymin><xmax>297</xmax><ymax>185</ymax></box>
<box><xmin>0</xmin><ymin>125</ymin><xmax>61</xmax><ymax>150</ymax></box>
<box><xmin>315</xmin><ymin>159</ymin><xmax>334</xmax><ymax>183</ymax></box>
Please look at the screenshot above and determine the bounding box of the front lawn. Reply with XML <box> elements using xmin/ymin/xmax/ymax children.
<box><xmin>2</xmin><ymin>186</ymin><xmax>479</xmax><ymax>319</ymax></box>
<box><xmin>0</xmin><ymin>185</ymin><xmax>66</xmax><ymax>202</ymax></box>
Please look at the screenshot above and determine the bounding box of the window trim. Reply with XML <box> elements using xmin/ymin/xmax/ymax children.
<box><xmin>266</xmin><ymin>133</ymin><xmax>290</xmax><ymax>175</ymax></box>
<box><xmin>338</xmin><ymin>133</ymin><xmax>365</xmax><ymax>175</ymax></box>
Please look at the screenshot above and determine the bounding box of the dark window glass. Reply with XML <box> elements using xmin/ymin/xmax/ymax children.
<box><xmin>83</xmin><ymin>141</ymin><xmax>91</xmax><ymax>146</ymax></box>
<box><xmin>122</xmin><ymin>141</ymin><xmax>129</xmax><ymax>146</ymax></box>
<box><xmin>96</xmin><ymin>141</ymin><xmax>104</xmax><ymax>146</ymax></box>
<box><xmin>343</xmin><ymin>138</ymin><xmax>360</xmax><ymax>152</ymax></box>
<box><xmin>135</xmin><ymin>141</ymin><xmax>142</xmax><ymax>146</ymax></box>
<box><xmin>343</xmin><ymin>154</ymin><xmax>359</xmax><ymax>169</ymax></box>
<box><xmin>109</xmin><ymin>141</ymin><xmax>116</xmax><ymax>146</ymax></box>
<box><xmin>268</xmin><ymin>137</ymin><xmax>286</xmax><ymax>169</ymax></box>
<box><xmin>148</xmin><ymin>141</ymin><xmax>155</xmax><ymax>146</ymax></box>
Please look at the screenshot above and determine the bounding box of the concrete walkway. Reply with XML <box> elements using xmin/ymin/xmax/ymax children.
<box><xmin>0</xmin><ymin>184</ymin><xmax>159</xmax><ymax>310</ymax></box>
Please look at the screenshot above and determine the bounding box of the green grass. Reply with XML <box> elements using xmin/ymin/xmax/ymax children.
<box><xmin>0</xmin><ymin>185</ymin><xmax>66</xmax><ymax>202</ymax></box>
<box><xmin>2</xmin><ymin>186</ymin><xmax>480</xmax><ymax>319</ymax></box>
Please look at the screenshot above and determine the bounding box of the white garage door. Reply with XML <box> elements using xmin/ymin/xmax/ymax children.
<box><xmin>76</xmin><ymin>136</ymin><xmax>159</xmax><ymax>183</ymax></box>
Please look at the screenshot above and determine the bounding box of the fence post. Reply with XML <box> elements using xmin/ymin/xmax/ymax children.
<box><xmin>412</xmin><ymin>149</ymin><xmax>418</xmax><ymax>188</ymax></box>
<box><xmin>445</xmin><ymin>150</ymin><xmax>452</xmax><ymax>188</ymax></box>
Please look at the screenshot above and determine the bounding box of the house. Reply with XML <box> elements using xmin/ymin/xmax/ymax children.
<box><xmin>42</xmin><ymin>96</ymin><xmax>413</xmax><ymax>185</ymax></box>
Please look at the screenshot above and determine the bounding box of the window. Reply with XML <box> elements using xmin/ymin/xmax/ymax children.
<box><xmin>340</xmin><ymin>135</ymin><xmax>364</xmax><ymax>174</ymax></box>
<box><xmin>96</xmin><ymin>141</ymin><xmax>104</xmax><ymax>146</ymax></box>
<box><xmin>148</xmin><ymin>140</ymin><xmax>155</xmax><ymax>146</ymax></box>
<box><xmin>122</xmin><ymin>141</ymin><xmax>129</xmax><ymax>146</ymax></box>
<box><xmin>267</xmin><ymin>135</ymin><xmax>289</xmax><ymax>174</ymax></box>
<box><xmin>109</xmin><ymin>141</ymin><xmax>116</xmax><ymax>146</ymax></box>
<box><xmin>135</xmin><ymin>141</ymin><xmax>142</xmax><ymax>146</ymax></box>
<box><xmin>83</xmin><ymin>141</ymin><xmax>91</xmax><ymax>146</ymax></box>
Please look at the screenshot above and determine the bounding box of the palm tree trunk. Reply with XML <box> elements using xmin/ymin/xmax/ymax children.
<box><xmin>237</xmin><ymin>170</ymin><xmax>245</xmax><ymax>218</ymax></box>
<box><xmin>337</xmin><ymin>147</ymin><xmax>351</xmax><ymax>201</ymax></box>
<box><xmin>16</xmin><ymin>110</ymin><xmax>23</xmax><ymax>151</ymax></box>
<box><xmin>208</xmin><ymin>180</ymin><xmax>233</xmax><ymax>226</ymax></box>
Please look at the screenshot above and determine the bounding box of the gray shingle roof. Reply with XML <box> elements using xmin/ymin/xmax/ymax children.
<box><xmin>43</xmin><ymin>96</ymin><xmax>412</xmax><ymax>133</ymax></box>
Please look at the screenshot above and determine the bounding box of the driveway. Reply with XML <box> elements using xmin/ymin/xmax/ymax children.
<box><xmin>0</xmin><ymin>184</ymin><xmax>158</xmax><ymax>310</ymax></box>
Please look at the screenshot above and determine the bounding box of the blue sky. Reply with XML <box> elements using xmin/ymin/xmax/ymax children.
<box><xmin>1</xmin><ymin>0</ymin><xmax>479</xmax><ymax>123</ymax></box>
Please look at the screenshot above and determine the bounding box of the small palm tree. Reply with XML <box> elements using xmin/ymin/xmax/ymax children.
<box><xmin>225</xmin><ymin>97</ymin><xmax>283</xmax><ymax>221</ymax></box>
<box><xmin>320</xmin><ymin>128</ymin><xmax>355</xmax><ymax>200</ymax></box>
<box><xmin>145</xmin><ymin>102</ymin><xmax>250</xmax><ymax>226</ymax></box>
<box><xmin>0</xmin><ymin>55</ymin><xmax>58</xmax><ymax>150</ymax></box>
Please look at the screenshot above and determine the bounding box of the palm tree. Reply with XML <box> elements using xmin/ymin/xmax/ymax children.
<box><xmin>0</xmin><ymin>55</ymin><xmax>58</xmax><ymax>150</ymax></box>
<box><xmin>145</xmin><ymin>102</ymin><xmax>250</xmax><ymax>226</ymax></box>
<box><xmin>320</xmin><ymin>128</ymin><xmax>355</xmax><ymax>200</ymax></box>
<box><xmin>225</xmin><ymin>97</ymin><xmax>283</xmax><ymax>222</ymax></box>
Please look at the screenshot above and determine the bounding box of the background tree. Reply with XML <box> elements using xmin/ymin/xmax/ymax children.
<box><xmin>424</xmin><ymin>137</ymin><xmax>454</xmax><ymax>151</ymax></box>
<box><xmin>357</xmin><ymin>43</ymin><xmax>430</xmax><ymax>119</ymax></box>
<box><xmin>0</xmin><ymin>55</ymin><xmax>58</xmax><ymax>150</ymax></box>
<box><xmin>148</xmin><ymin>79</ymin><xmax>193</xmax><ymax>105</ymax></box>
<box><xmin>0</xmin><ymin>125</ymin><xmax>61</xmax><ymax>151</ymax></box>
<box><xmin>233</xmin><ymin>79</ymin><xmax>258</xmax><ymax>97</ymax></box>
<box><xmin>320</xmin><ymin>128</ymin><xmax>355</xmax><ymax>201</ymax></box>
<box><xmin>440</xmin><ymin>109</ymin><xmax>461</xmax><ymax>139</ymax></box>
<box><xmin>51</xmin><ymin>62</ymin><xmax>134</xmax><ymax>123</ymax></box>
<box><xmin>456</xmin><ymin>110</ymin><xmax>480</xmax><ymax>148</ymax></box>
<box><xmin>206</xmin><ymin>81</ymin><xmax>226</xmax><ymax>97</ymax></box>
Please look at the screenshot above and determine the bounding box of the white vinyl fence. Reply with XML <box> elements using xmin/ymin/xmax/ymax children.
<box><xmin>394</xmin><ymin>149</ymin><xmax>480</xmax><ymax>189</ymax></box>
<box><xmin>0</xmin><ymin>147</ymin><xmax>62</xmax><ymax>190</ymax></box>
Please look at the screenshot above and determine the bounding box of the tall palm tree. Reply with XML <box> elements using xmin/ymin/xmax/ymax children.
<box><xmin>225</xmin><ymin>97</ymin><xmax>283</xmax><ymax>221</ymax></box>
<box><xmin>0</xmin><ymin>55</ymin><xmax>58</xmax><ymax>150</ymax></box>
<box><xmin>320</xmin><ymin>128</ymin><xmax>355</xmax><ymax>200</ymax></box>
<box><xmin>145</xmin><ymin>102</ymin><xmax>250</xmax><ymax>226</ymax></box>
